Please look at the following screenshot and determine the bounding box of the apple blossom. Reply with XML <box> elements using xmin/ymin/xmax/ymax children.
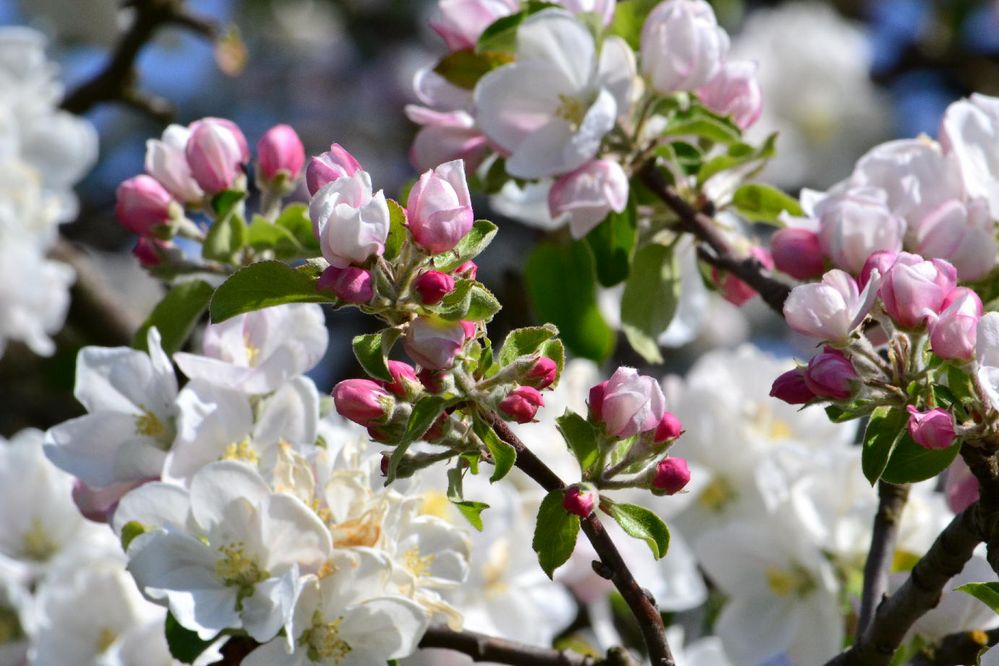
<box><xmin>944</xmin><ymin>456</ymin><xmax>979</xmax><ymax>514</ymax></box>
<box><xmin>306</xmin><ymin>143</ymin><xmax>362</xmax><ymax>196</ymax></box>
<box><xmin>184</xmin><ymin>117</ymin><xmax>249</xmax><ymax>194</ymax></box>
<box><xmin>906</xmin><ymin>406</ymin><xmax>956</xmax><ymax>450</ymax></box>
<box><xmin>380</xmin><ymin>360</ymin><xmax>422</xmax><ymax>399</ymax></box>
<box><xmin>803</xmin><ymin>348</ymin><xmax>857</xmax><ymax>400</ymax></box>
<box><xmin>499</xmin><ymin>386</ymin><xmax>544</xmax><ymax>423</ymax></box>
<box><xmin>640</xmin><ymin>0</ymin><xmax>729</xmax><ymax>93</ymax></box>
<box><xmin>144</xmin><ymin>123</ymin><xmax>204</xmax><ymax>203</ymax></box>
<box><xmin>428</xmin><ymin>0</ymin><xmax>517</xmax><ymax>52</ymax></box>
<box><xmin>879</xmin><ymin>253</ymin><xmax>957</xmax><ymax>329</ymax></box>
<box><xmin>769</xmin><ymin>368</ymin><xmax>815</xmax><ymax>405</ymax></box>
<box><xmin>815</xmin><ymin>186</ymin><xmax>905</xmax><ymax>274</ymax></box>
<box><xmin>548</xmin><ymin>159</ymin><xmax>629</xmax><ymax>239</ymax></box>
<box><xmin>783</xmin><ymin>269</ymin><xmax>879</xmax><ymax>342</ymax></box>
<box><xmin>525</xmin><ymin>356</ymin><xmax>558</xmax><ymax>390</ymax></box>
<box><xmin>414</xmin><ymin>270</ymin><xmax>456</xmax><ymax>306</ymax></box>
<box><xmin>256</xmin><ymin>123</ymin><xmax>305</xmax><ymax>182</ymax></box>
<box><xmin>309</xmin><ymin>170</ymin><xmax>391</xmax><ymax>267</ymax></box>
<box><xmin>332</xmin><ymin>379</ymin><xmax>394</xmax><ymax>428</ymax></box>
<box><xmin>406</xmin><ymin>106</ymin><xmax>489</xmax><ymax>173</ymax></box>
<box><xmin>929</xmin><ymin>287</ymin><xmax>982</xmax><ymax>361</ymax></box>
<box><xmin>939</xmin><ymin>94</ymin><xmax>999</xmax><ymax>214</ymax></box>
<box><xmin>912</xmin><ymin>197</ymin><xmax>997</xmax><ymax>281</ymax></box>
<box><xmin>404</xmin><ymin>317</ymin><xmax>468</xmax><ymax>369</ymax></box>
<box><xmin>407</xmin><ymin>159</ymin><xmax>474</xmax><ymax>254</ymax></box>
<box><xmin>653</xmin><ymin>458</ymin><xmax>691</xmax><ymax>495</ymax></box>
<box><xmin>696</xmin><ymin>60</ymin><xmax>762</xmax><ymax>129</ymax></box>
<box><xmin>770</xmin><ymin>227</ymin><xmax>824</xmax><ymax>280</ymax></box>
<box><xmin>597</xmin><ymin>367</ymin><xmax>667</xmax><ymax>438</ymax></box>
<box><xmin>114</xmin><ymin>174</ymin><xmax>178</xmax><ymax>236</ymax></box>
<box><xmin>316</xmin><ymin>265</ymin><xmax>374</xmax><ymax>304</ymax></box>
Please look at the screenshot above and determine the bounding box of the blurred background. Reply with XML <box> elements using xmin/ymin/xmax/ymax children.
<box><xmin>2</xmin><ymin>0</ymin><xmax>999</xmax><ymax>436</ymax></box>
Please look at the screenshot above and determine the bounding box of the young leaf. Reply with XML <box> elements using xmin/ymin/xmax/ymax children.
<box><xmin>352</xmin><ymin>329</ymin><xmax>402</xmax><ymax>382</ymax></box>
<box><xmin>433</xmin><ymin>49</ymin><xmax>513</xmax><ymax>89</ymax></box>
<box><xmin>387</xmin><ymin>395</ymin><xmax>450</xmax><ymax>481</ymax></box>
<box><xmin>202</xmin><ymin>210</ymin><xmax>248</xmax><ymax>262</ymax></box>
<box><xmin>556</xmin><ymin>411</ymin><xmax>600</xmax><ymax>472</ymax></box>
<box><xmin>498</xmin><ymin>324</ymin><xmax>558</xmax><ymax>365</ymax></box>
<box><xmin>165</xmin><ymin>611</ymin><xmax>217</xmax><ymax>664</ymax></box>
<box><xmin>730</xmin><ymin>183</ymin><xmax>802</xmax><ymax>224</ymax></box>
<box><xmin>605</xmin><ymin>502</ymin><xmax>671</xmax><ymax>559</ymax></box>
<box><xmin>620</xmin><ymin>242</ymin><xmax>680</xmax><ymax>364</ymax></box>
<box><xmin>274</xmin><ymin>203</ymin><xmax>320</xmax><ymax>254</ymax></box>
<box><xmin>132</xmin><ymin>280</ymin><xmax>214</xmax><ymax>355</ymax></box>
<box><xmin>585</xmin><ymin>197</ymin><xmax>637</xmax><ymax>287</ymax></box>
<box><xmin>697</xmin><ymin>133</ymin><xmax>777</xmax><ymax>184</ymax></box>
<box><xmin>473</xmin><ymin>416</ymin><xmax>517</xmax><ymax>482</ymax></box>
<box><xmin>532</xmin><ymin>490</ymin><xmax>581</xmax><ymax>578</ymax></box>
<box><xmin>955</xmin><ymin>582</ymin><xmax>999</xmax><ymax>613</ymax></box>
<box><xmin>384</xmin><ymin>199</ymin><xmax>408</xmax><ymax>261</ymax></box>
<box><xmin>435</xmin><ymin>280</ymin><xmax>502</xmax><ymax>322</ymax></box>
<box><xmin>880</xmin><ymin>435</ymin><xmax>961</xmax><ymax>485</ymax></box>
<box><xmin>453</xmin><ymin>500</ymin><xmax>489</xmax><ymax>531</ymax></box>
<box><xmin>209</xmin><ymin>260</ymin><xmax>332</xmax><ymax>323</ymax></box>
<box><xmin>433</xmin><ymin>219</ymin><xmax>498</xmax><ymax>271</ymax></box>
<box><xmin>861</xmin><ymin>406</ymin><xmax>908</xmax><ymax>485</ymax></box>
<box><xmin>246</xmin><ymin>215</ymin><xmax>305</xmax><ymax>258</ymax></box>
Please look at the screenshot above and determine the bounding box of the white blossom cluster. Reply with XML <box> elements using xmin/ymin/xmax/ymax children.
<box><xmin>0</xmin><ymin>27</ymin><xmax>98</xmax><ymax>358</ymax></box>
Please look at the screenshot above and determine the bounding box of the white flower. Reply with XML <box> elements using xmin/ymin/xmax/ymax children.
<box><xmin>123</xmin><ymin>461</ymin><xmax>332</xmax><ymax>642</ymax></box>
<box><xmin>640</xmin><ymin>0</ymin><xmax>729</xmax><ymax>93</ymax></box>
<box><xmin>474</xmin><ymin>9</ymin><xmax>635</xmax><ymax>178</ymax></box>
<box><xmin>939</xmin><ymin>93</ymin><xmax>999</xmax><ymax>216</ymax></box>
<box><xmin>244</xmin><ymin>550</ymin><xmax>428</xmax><ymax>666</ymax></box>
<box><xmin>174</xmin><ymin>303</ymin><xmax>328</xmax><ymax>394</ymax></box>
<box><xmin>44</xmin><ymin>328</ymin><xmax>177</xmax><ymax>488</ymax></box>
<box><xmin>145</xmin><ymin>124</ymin><xmax>204</xmax><ymax>204</ymax></box>
<box><xmin>309</xmin><ymin>170</ymin><xmax>391</xmax><ymax>268</ymax></box>
<box><xmin>0</xmin><ymin>234</ymin><xmax>74</xmax><ymax>357</ymax></box>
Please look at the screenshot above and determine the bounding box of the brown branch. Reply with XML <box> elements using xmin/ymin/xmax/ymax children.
<box><xmin>60</xmin><ymin>0</ymin><xmax>215</xmax><ymax>117</ymax></box>
<box><xmin>418</xmin><ymin>624</ymin><xmax>597</xmax><ymax>666</ymax></box>
<box><xmin>910</xmin><ymin>627</ymin><xmax>999</xmax><ymax>666</ymax></box>
<box><xmin>486</xmin><ymin>414</ymin><xmax>675</xmax><ymax>666</ymax></box>
<box><xmin>857</xmin><ymin>481</ymin><xmax>911</xmax><ymax>638</ymax></box>
<box><xmin>824</xmin><ymin>504</ymin><xmax>982</xmax><ymax>666</ymax></box>
<box><xmin>961</xmin><ymin>446</ymin><xmax>999</xmax><ymax>574</ymax></box>
<box><xmin>637</xmin><ymin>160</ymin><xmax>792</xmax><ymax>316</ymax></box>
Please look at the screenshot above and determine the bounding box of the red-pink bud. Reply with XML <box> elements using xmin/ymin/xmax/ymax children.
<box><xmin>132</xmin><ymin>237</ymin><xmax>170</xmax><ymax>267</ymax></box>
<box><xmin>381</xmin><ymin>360</ymin><xmax>421</xmax><ymax>398</ymax></box>
<box><xmin>115</xmin><ymin>174</ymin><xmax>176</xmax><ymax>236</ymax></box>
<box><xmin>460</xmin><ymin>320</ymin><xmax>477</xmax><ymax>339</ymax></box>
<box><xmin>713</xmin><ymin>246</ymin><xmax>774</xmax><ymax>306</ymax></box>
<box><xmin>306</xmin><ymin>143</ymin><xmax>362</xmax><ymax>196</ymax></box>
<box><xmin>652</xmin><ymin>457</ymin><xmax>691</xmax><ymax>495</ymax></box>
<box><xmin>525</xmin><ymin>356</ymin><xmax>558</xmax><ymax>389</ymax></box>
<box><xmin>654</xmin><ymin>412</ymin><xmax>683</xmax><ymax>442</ymax></box>
<box><xmin>499</xmin><ymin>386</ymin><xmax>544</xmax><ymax>423</ymax></box>
<box><xmin>880</xmin><ymin>252</ymin><xmax>958</xmax><ymax>329</ymax></box>
<box><xmin>423</xmin><ymin>412</ymin><xmax>449</xmax><ymax>442</ymax></box>
<box><xmin>906</xmin><ymin>406</ymin><xmax>956</xmax><ymax>450</ymax></box>
<box><xmin>769</xmin><ymin>367</ymin><xmax>816</xmax><ymax>405</ymax></box>
<box><xmin>929</xmin><ymin>288</ymin><xmax>982</xmax><ymax>361</ymax></box>
<box><xmin>804</xmin><ymin>348</ymin><xmax>857</xmax><ymax>400</ymax></box>
<box><xmin>317</xmin><ymin>265</ymin><xmax>373</xmax><ymax>304</ymax></box>
<box><xmin>562</xmin><ymin>485</ymin><xmax>595</xmax><ymax>517</ymax></box>
<box><xmin>257</xmin><ymin>124</ymin><xmax>305</xmax><ymax>181</ymax></box>
<box><xmin>771</xmin><ymin>228</ymin><xmax>824</xmax><ymax>280</ymax></box>
<box><xmin>589</xmin><ymin>380</ymin><xmax>608</xmax><ymax>421</ymax></box>
<box><xmin>332</xmin><ymin>378</ymin><xmax>393</xmax><ymax>426</ymax></box>
<box><xmin>414</xmin><ymin>270</ymin><xmax>456</xmax><ymax>305</ymax></box>
<box><xmin>454</xmin><ymin>260</ymin><xmax>478</xmax><ymax>280</ymax></box>
<box><xmin>407</xmin><ymin>159</ymin><xmax>474</xmax><ymax>254</ymax></box>
<box><xmin>418</xmin><ymin>368</ymin><xmax>447</xmax><ymax>394</ymax></box>
<box><xmin>185</xmin><ymin>117</ymin><xmax>249</xmax><ymax>194</ymax></box>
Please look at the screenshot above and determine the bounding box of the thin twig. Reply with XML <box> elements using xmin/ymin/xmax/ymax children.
<box><xmin>824</xmin><ymin>505</ymin><xmax>982</xmax><ymax>666</ymax></box>
<box><xmin>857</xmin><ymin>481</ymin><xmax>911</xmax><ymax>638</ymax></box>
<box><xmin>418</xmin><ymin>624</ymin><xmax>597</xmax><ymax>666</ymax></box>
<box><xmin>485</xmin><ymin>413</ymin><xmax>676</xmax><ymax>666</ymax></box>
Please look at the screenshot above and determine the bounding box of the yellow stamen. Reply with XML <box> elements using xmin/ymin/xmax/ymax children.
<box><xmin>555</xmin><ymin>94</ymin><xmax>587</xmax><ymax>129</ymax></box>
<box><xmin>220</xmin><ymin>438</ymin><xmax>259</xmax><ymax>465</ymax></box>
<box><xmin>765</xmin><ymin>564</ymin><xmax>815</xmax><ymax>598</ymax></box>
<box><xmin>698</xmin><ymin>476</ymin><xmax>735</xmax><ymax>512</ymax></box>
<box><xmin>301</xmin><ymin>612</ymin><xmax>352</xmax><ymax>663</ymax></box>
<box><xmin>134</xmin><ymin>405</ymin><xmax>165</xmax><ymax>439</ymax></box>
<box><xmin>21</xmin><ymin>519</ymin><xmax>56</xmax><ymax>561</ymax></box>
<box><xmin>244</xmin><ymin>332</ymin><xmax>261</xmax><ymax>367</ymax></box>
<box><xmin>95</xmin><ymin>628</ymin><xmax>117</xmax><ymax>654</ymax></box>
<box><xmin>402</xmin><ymin>547</ymin><xmax>435</xmax><ymax>578</ymax></box>
<box><xmin>215</xmin><ymin>543</ymin><xmax>266</xmax><ymax>601</ymax></box>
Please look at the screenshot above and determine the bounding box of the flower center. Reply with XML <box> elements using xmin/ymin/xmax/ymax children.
<box><xmin>21</xmin><ymin>519</ymin><xmax>57</xmax><ymax>561</ymax></box>
<box><xmin>765</xmin><ymin>563</ymin><xmax>816</xmax><ymax>598</ymax></box>
<box><xmin>95</xmin><ymin>627</ymin><xmax>117</xmax><ymax>654</ymax></box>
<box><xmin>402</xmin><ymin>547</ymin><xmax>435</xmax><ymax>578</ymax></box>
<box><xmin>748</xmin><ymin>402</ymin><xmax>792</xmax><ymax>440</ymax></box>
<box><xmin>0</xmin><ymin>607</ymin><xmax>23</xmax><ymax>644</ymax></box>
<box><xmin>134</xmin><ymin>405</ymin><xmax>166</xmax><ymax>439</ymax></box>
<box><xmin>555</xmin><ymin>94</ymin><xmax>587</xmax><ymax>129</ymax></box>
<box><xmin>697</xmin><ymin>476</ymin><xmax>735</xmax><ymax>512</ymax></box>
<box><xmin>215</xmin><ymin>542</ymin><xmax>266</xmax><ymax>602</ymax></box>
<box><xmin>301</xmin><ymin>611</ymin><xmax>352</xmax><ymax>664</ymax></box>
<box><xmin>419</xmin><ymin>491</ymin><xmax>451</xmax><ymax>520</ymax></box>
<box><xmin>244</xmin><ymin>332</ymin><xmax>261</xmax><ymax>367</ymax></box>
<box><xmin>220</xmin><ymin>437</ymin><xmax>259</xmax><ymax>465</ymax></box>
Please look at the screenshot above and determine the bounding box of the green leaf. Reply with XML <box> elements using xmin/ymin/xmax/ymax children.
<box><xmin>955</xmin><ymin>582</ymin><xmax>999</xmax><ymax>613</ymax></box>
<box><xmin>433</xmin><ymin>219</ymin><xmax>498</xmax><ymax>271</ymax></box>
<box><xmin>435</xmin><ymin>279</ymin><xmax>502</xmax><ymax>322</ymax></box>
<box><xmin>165</xmin><ymin>611</ymin><xmax>217</xmax><ymax>664</ymax></box>
<box><xmin>433</xmin><ymin>48</ymin><xmax>513</xmax><ymax>89</ymax></box>
<box><xmin>532</xmin><ymin>490</ymin><xmax>581</xmax><ymax>578</ymax></box>
<box><xmin>730</xmin><ymin>183</ymin><xmax>802</xmax><ymax>224</ymax></box>
<box><xmin>609</xmin><ymin>0</ymin><xmax>660</xmax><ymax>49</ymax></box>
<box><xmin>525</xmin><ymin>241</ymin><xmax>615</xmax><ymax>362</ymax></box>
<box><xmin>211</xmin><ymin>189</ymin><xmax>245</xmax><ymax>218</ymax></box>
<box><xmin>556</xmin><ymin>411</ymin><xmax>599</xmax><ymax>472</ymax></box>
<box><xmin>881</xmin><ymin>434</ymin><xmax>961</xmax><ymax>485</ymax></box>
<box><xmin>384</xmin><ymin>199</ymin><xmax>408</xmax><ymax>261</ymax></box>
<box><xmin>824</xmin><ymin>403</ymin><xmax>873</xmax><ymax>424</ymax></box>
<box><xmin>697</xmin><ymin>133</ymin><xmax>777</xmax><ymax>184</ymax></box>
<box><xmin>498</xmin><ymin>324</ymin><xmax>558</xmax><ymax>365</ymax></box>
<box><xmin>275</xmin><ymin>203</ymin><xmax>320</xmax><ymax>254</ymax></box>
<box><xmin>663</xmin><ymin>116</ymin><xmax>742</xmax><ymax>145</ymax></box>
<box><xmin>387</xmin><ymin>395</ymin><xmax>450</xmax><ymax>481</ymax></box>
<box><xmin>620</xmin><ymin>242</ymin><xmax>680</xmax><ymax>364</ymax></box>
<box><xmin>247</xmin><ymin>215</ymin><xmax>305</xmax><ymax>259</ymax></box>
<box><xmin>475</xmin><ymin>2</ymin><xmax>559</xmax><ymax>53</ymax></box>
<box><xmin>132</xmin><ymin>280</ymin><xmax>214</xmax><ymax>355</ymax></box>
<box><xmin>585</xmin><ymin>197</ymin><xmax>637</xmax><ymax>287</ymax></box>
<box><xmin>202</xmin><ymin>209</ymin><xmax>247</xmax><ymax>262</ymax></box>
<box><xmin>120</xmin><ymin>520</ymin><xmax>148</xmax><ymax>551</ymax></box>
<box><xmin>861</xmin><ymin>407</ymin><xmax>909</xmax><ymax>485</ymax></box>
<box><xmin>352</xmin><ymin>329</ymin><xmax>402</xmax><ymax>382</ymax></box>
<box><xmin>473</xmin><ymin>416</ymin><xmax>517</xmax><ymax>482</ymax></box>
<box><xmin>209</xmin><ymin>260</ymin><xmax>332</xmax><ymax>323</ymax></box>
<box><xmin>539</xmin><ymin>338</ymin><xmax>566</xmax><ymax>384</ymax></box>
<box><xmin>453</xmin><ymin>500</ymin><xmax>489</xmax><ymax>530</ymax></box>
<box><xmin>605</xmin><ymin>502</ymin><xmax>671</xmax><ymax>559</ymax></box>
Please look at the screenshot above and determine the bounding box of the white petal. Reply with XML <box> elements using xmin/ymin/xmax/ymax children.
<box><xmin>597</xmin><ymin>36</ymin><xmax>636</xmax><ymax>116</ymax></box>
<box><xmin>241</xmin><ymin>567</ymin><xmax>300</xmax><ymax>643</ymax></box>
<box><xmin>259</xmin><ymin>494</ymin><xmax>332</xmax><ymax>573</ymax></box>
<box><xmin>716</xmin><ymin>594</ymin><xmax>798</xmax><ymax>666</ymax></box>
<box><xmin>506</xmin><ymin>119</ymin><xmax>578</xmax><ymax>179</ymax></box>
<box><xmin>75</xmin><ymin>344</ymin><xmax>176</xmax><ymax>416</ymax></box>
<box><xmin>474</xmin><ymin>60</ymin><xmax>572</xmax><ymax>152</ymax></box>
<box><xmin>113</xmin><ymin>482</ymin><xmax>191</xmax><ymax>536</ymax></box>
<box><xmin>340</xmin><ymin>597</ymin><xmax>430</xmax><ymax>661</ymax></box>
<box><xmin>188</xmin><ymin>461</ymin><xmax>270</xmax><ymax>531</ymax></box>
<box><xmin>44</xmin><ymin>412</ymin><xmax>166</xmax><ymax>487</ymax></box>
<box><xmin>516</xmin><ymin>9</ymin><xmax>595</xmax><ymax>91</ymax></box>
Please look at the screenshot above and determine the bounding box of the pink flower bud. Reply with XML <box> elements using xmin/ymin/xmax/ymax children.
<box><xmin>652</xmin><ymin>457</ymin><xmax>691</xmax><ymax>495</ymax></box>
<box><xmin>414</xmin><ymin>270</ymin><xmax>456</xmax><ymax>305</ymax></box>
<box><xmin>880</xmin><ymin>252</ymin><xmax>958</xmax><ymax>329</ymax></box>
<box><xmin>859</xmin><ymin>251</ymin><xmax>897</xmax><ymax>290</ymax></box>
<box><xmin>906</xmin><ymin>406</ymin><xmax>956</xmax><ymax>450</ymax></box>
<box><xmin>404</xmin><ymin>317</ymin><xmax>468</xmax><ymax>369</ymax></box>
<box><xmin>599</xmin><ymin>367</ymin><xmax>668</xmax><ymax>438</ymax></box>
<box><xmin>306</xmin><ymin>143</ymin><xmax>362</xmax><ymax>196</ymax></box>
<box><xmin>256</xmin><ymin>124</ymin><xmax>305</xmax><ymax>181</ymax></box>
<box><xmin>929</xmin><ymin>288</ymin><xmax>982</xmax><ymax>361</ymax></box>
<box><xmin>816</xmin><ymin>187</ymin><xmax>905</xmax><ymax>274</ymax></box>
<box><xmin>654</xmin><ymin>412</ymin><xmax>683</xmax><ymax>442</ymax></box>
<box><xmin>310</xmin><ymin>171</ymin><xmax>390</xmax><ymax>268</ymax></box>
<box><xmin>381</xmin><ymin>360</ymin><xmax>422</xmax><ymax>398</ymax></box>
<box><xmin>73</xmin><ymin>478</ymin><xmax>146</xmax><ymax>524</ymax></box>
<box><xmin>115</xmin><ymin>175</ymin><xmax>176</xmax><ymax>236</ymax></box>
<box><xmin>945</xmin><ymin>456</ymin><xmax>979</xmax><ymax>514</ymax></box>
<box><xmin>784</xmin><ymin>269</ymin><xmax>880</xmax><ymax>342</ymax></box>
<box><xmin>131</xmin><ymin>237</ymin><xmax>171</xmax><ymax>268</ymax></box>
<box><xmin>771</xmin><ymin>228</ymin><xmax>824</xmax><ymax>280</ymax></box>
<box><xmin>804</xmin><ymin>348</ymin><xmax>857</xmax><ymax>400</ymax></box>
<box><xmin>769</xmin><ymin>368</ymin><xmax>816</xmax><ymax>405</ymax></box>
<box><xmin>418</xmin><ymin>368</ymin><xmax>447</xmax><ymax>394</ymax></box>
<box><xmin>499</xmin><ymin>386</ymin><xmax>545</xmax><ymax>423</ymax></box>
<box><xmin>407</xmin><ymin>159</ymin><xmax>474</xmax><ymax>254</ymax></box>
<box><xmin>525</xmin><ymin>356</ymin><xmax>558</xmax><ymax>390</ymax></box>
<box><xmin>185</xmin><ymin>117</ymin><xmax>249</xmax><ymax>194</ymax></box>
<box><xmin>460</xmin><ymin>320</ymin><xmax>477</xmax><ymax>339</ymax></box>
<box><xmin>589</xmin><ymin>380</ymin><xmax>608</xmax><ymax>421</ymax></box>
<box><xmin>332</xmin><ymin>378</ymin><xmax>394</xmax><ymax>427</ymax></box>
<box><xmin>548</xmin><ymin>159</ymin><xmax>629</xmax><ymax>239</ymax></box>
<box><xmin>713</xmin><ymin>246</ymin><xmax>773</xmax><ymax>306</ymax></box>
<box><xmin>455</xmin><ymin>260</ymin><xmax>478</xmax><ymax>280</ymax></box>
<box><xmin>641</xmin><ymin>0</ymin><xmax>729</xmax><ymax>93</ymax></box>
<box><xmin>696</xmin><ymin>59</ymin><xmax>762</xmax><ymax>129</ymax></box>
<box><xmin>316</xmin><ymin>265</ymin><xmax>374</xmax><ymax>304</ymax></box>
<box><xmin>145</xmin><ymin>124</ymin><xmax>203</xmax><ymax>203</ymax></box>
<box><xmin>562</xmin><ymin>485</ymin><xmax>595</xmax><ymax>517</ymax></box>
<box><xmin>429</xmin><ymin>0</ymin><xmax>517</xmax><ymax>51</ymax></box>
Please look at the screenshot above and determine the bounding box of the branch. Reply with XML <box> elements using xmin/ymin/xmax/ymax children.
<box><xmin>637</xmin><ymin>160</ymin><xmax>791</xmax><ymax>316</ymax></box>
<box><xmin>960</xmin><ymin>445</ymin><xmax>999</xmax><ymax>574</ymax></box>
<box><xmin>485</xmin><ymin>414</ymin><xmax>676</xmax><ymax>666</ymax></box>
<box><xmin>857</xmin><ymin>481</ymin><xmax>911</xmax><ymax>638</ymax></box>
<box><xmin>418</xmin><ymin>624</ymin><xmax>597</xmax><ymax>666</ymax></box>
<box><xmin>60</xmin><ymin>0</ymin><xmax>215</xmax><ymax>118</ymax></box>
<box><xmin>910</xmin><ymin>627</ymin><xmax>999</xmax><ymax>666</ymax></box>
<box><xmin>824</xmin><ymin>504</ymin><xmax>982</xmax><ymax>666</ymax></box>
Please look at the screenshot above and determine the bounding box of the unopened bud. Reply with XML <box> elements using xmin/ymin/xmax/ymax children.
<box><xmin>257</xmin><ymin>124</ymin><xmax>305</xmax><ymax>182</ymax></box>
<box><xmin>454</xmin><ymin>260</ymin><xmax>478</xmax><ymax>280</ymax></box>
<box><xmin>654</xmin><ymin>412</ymin><xmax>683</xmax><ymax>443</ymax></box>
<box><xmin>115</xmin><ymin>175</ymin><xmax>177</xmax><ymax>236</ymax></box>
<box><xmin>804</xmin><ymin>348</ymin><xmax>857</xmax><ymax>400</ymax></box>
<box><xmin>414</xmin><ymin>270</ymin><xmax>456</xmax><ymax>305</ymax></box>
<box><xmin>316</xmin><ymin>265</ymin><xmax>374</xmax><ymax>304</ymax></box>
<box><xmin>306</xmin><ymin>143</ymin><xmax>362</xmax><ymax>195</ymax></box>
<box><xmin>563</xmin><ymin>485</ymin><xmax>596</xmax><ymax>517</ymax></box>
<box><xmin>652</xmin><ymin>457</ymin><xmax>691</xmax><ymax>495</ymax></box>
<box><xmin>770</xmin><ymin>228</ymin><xmax>824</xmax><ymax>280</ymax></box>
<box><xmin>525</xmin><ymin>356</ymin><xmax>558</xmax><ymax>389</ymax></box>
<box><xmin>381</xmin><ymin>360</ymin><xmax>422</xmax><ymax>398</ymax></box>
<box><xmin>332</xmin><ymin>378</ymin><xmax>393</xmax><ymax>427</ymax></box>
<box><xmin>499</xmin><ymin>386</ymin><xmax>544</xmax><ymax>423</ymax></box>
<box><xmin>769</xmin><ymin>368</ymin><xmax>816</xmax><ymax>405</ymax></box>
<box><xmin>906</xmin><ymin>406</ymin><xmax>956</xmax><ymax>450</ymax></box>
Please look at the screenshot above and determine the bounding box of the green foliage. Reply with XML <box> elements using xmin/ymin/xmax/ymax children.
<box><xmin>861</xmin><ymin>407</ymin><xmax>908</xmax><ymax>485</ymax></box>
<box><xmin>384</xmin><ymin>199</ymin><xmax>407</xmax><ymax>261</ymax></box>
<box><xmin>352</xmin><ymin>329</ymin><xmax>402</xmax><ymax>382</ymax></box>
<box><xmin>209</xmin><ymin>261</ymin><xmax>333</xmax><ymax>323</ymax></box>
<box><xmin>476</xmin><ymin>1</ymin><xmax>560</xmax><ymax>53</ymax></box>
<box><xmin>730</xmin><ymin>183</ymin><xmax>803</xmax><ymax>225</ymax></box>
<box><xmin>533</xmin><ymin>490</ymin><xmax>581</xmax><ymax>578</ymax></box>
<box><xmin>386</xmin><ymin>395</ymin><xmax>451</xmax><ymax>482</ymax></box>
<box><xmin>605</xmin><ymin>501</ymin><xmax>671</xmax><ymax>559</ymax></box>
<box><xmin>132</xmin><ymin>280</ymin><xmax>214</xmax><ymax>355</ymax></box>
<box><xmin>697</xmin><ymin>133</ymin><xmax>777</xmax><ymax>185</ymax></box>
<box><xmin>245</xmin><ymin>203</ymin><xmax>319</xmax><ymax>259</ymax></box>
<box><xmin>434</xmin><ymin>279</ymin><xmax>502</xmax><ymax>322</ymax></box>
<box><xmin>620</xmin><ymin>242</ymin><xmax>680</xmax><ymax>364</ymax></box>
<box><xmin>955</xmin><ymin>582</ymin><xmax>999</xmax><ymax>612</ymax></box>
<box><xmin>433</xmin><ymin>219</ymin><xmax>498</xmax><ymax>272</ymax></box>
<box><xmin>525</xmin><ymin>241</ymin><xmax>615</xmax><ymax>362</ymax></box>
<box><xmin>556</xmin><ymin>410</ymin><xmax>600</xmax><ymax>473</ymax></box>
<box><xmin>446</xmin><ymin>462</ymin><xmax>489</xmax><ymax>530</ymax></box>
<box><xmin>585</xmin><ymin>197</ymin><xmax>637</xmax><ymax>287</ymax></box>
<box><xmin>498</xmin><ymin>324</ymin><xmax>558</xmax><ymax>365</ymax></box>
<box><xmin>165</xmin><ymin>612</ymin><xmax>216</xmax><ymax>664</ymax></box>
<box><xmin>880</xmin><ymin>435</ymin><xmax>961</xmax><ymax>485</ymax></box>
<box><xmin>202</xmin><ymin>209</ymin><xmax>247</xmax><ymax>263</ymax></box>
<box><xmin>609</xmin><ymin>0</ymin><xmax>660</xmax><ymax>49</ymax></box>
<box><xmin>433</xmin><ymin>48</ymin><xmax>513</xmax><ymax>89</ymax></box>
<box><xmin>473</xmin><ymin>416</ymin><xmax>517</xmax><ymax>482</ymax></box>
